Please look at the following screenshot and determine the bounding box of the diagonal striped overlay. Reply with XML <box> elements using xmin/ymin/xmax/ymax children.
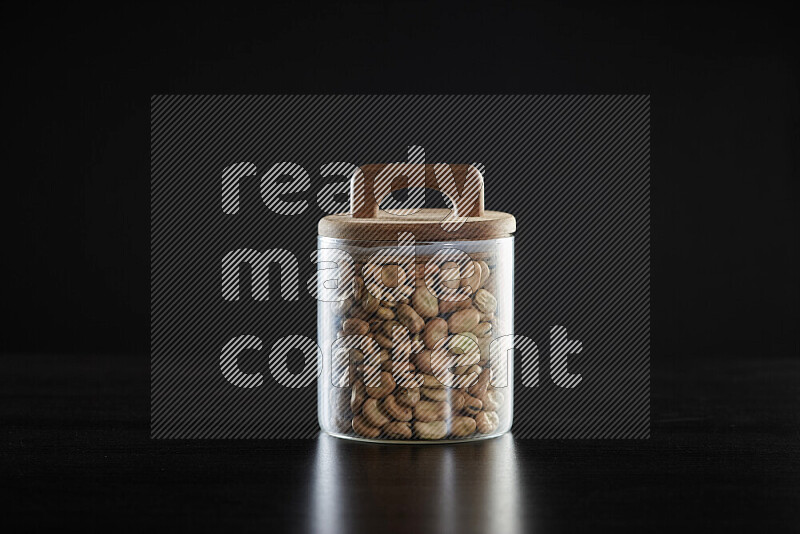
<box><xmin>151</xmin><ymin>95</ymin><xmax>650</xmax><ymax>439</ymax></box>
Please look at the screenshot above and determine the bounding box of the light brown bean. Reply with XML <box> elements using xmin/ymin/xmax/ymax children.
<box><xmin>395</xmin><ymin>387</ymin><xmax>421</xmax><ymax>408</ymax></box>
<box><xmin>390</xmin><ymin>359</ymin><xmax>414</xmax><ymax>377</ymax></box>
<box><xmin>380</xmin><ymin>265</ymin><xmax>405</xmax><ymax>288</ymax></box>
<box><xmin>380</xmin><ymin>395</ymin><xmax>412</xmax><ymax>421</ymax></box>
<box><xmin>375</xmin><ymin>307</ymin><xmax>395</xmax><ymax>320</ymax></box>
<box><xmin>414</xmin><ymin>400</ymin><xmax>451</xmax><ymax>422</ymax></box>
<box><xmin>449</xmin><ymin>332</ymin><xmax>478</xmax><ymax>354</ymax></box>
<box><xmin>483</xmin><ymin>390</ymin><xmax>504</xmax><ymax>412</ymax></box>
<box><xmin>450</xmin><ymin>416</ymin><xmax>478</xmax><ymax>437</ymax></box>
<box><xmin>473</xmin><ymin>289</ymin><xmax>497</xmax><ymax>315</ymax></box>
<box><xmin>381</xmin><ymin>320</ymin><xmax>403</xmax><ymax>336</ymax></box>
<box><xmin>362</xmin><ymin>398</ymin><xmax>390</xmax><ymax>427</ymax></box>
<box><xmin>411</xmin><ymin>284</ymin><xmax>439</xmax><ymax>318</ymax></box>
<box><xmin>349</xmin><ymin>349</ymin><xmax>365</xmax><ymax>364</ymax></box>
<box><xmin>440</xmin><ymin>261</ymin><xmax>461</xmax><ymax>289</ymax></box>
<box><xmin>396</xmin><ymin>304</ymin><xmax>425</xmax><ymax>334</ymax></box>
<box><xmin>409</xmin><ymin>336</ymin><xmax>425</xmax><ymax>355</ymax></box>
<box><xmin>353</xmin><ymin>275</ymin><xmax>366</xmax><ymax>299</ymax></box>
<box><xmin>384</xmin><ymin>421</ymin><xmax>413</xmax><ymax>439</ymax></box>
<box><xmin>448</xmin><ymin>307</ymin><xmax>480</xmax><ymax>334</ymax></box>
<box><xmin>352</xmin><ymin>415</ymin><xmax>382</xmax><ymax>438</ymax></box>
<box><xmin>366</xmin><ymin>371</ymin><xmax>396</xmax><ymax>399</ymax></box>
<box><xmin>453</xmin><ymin>363</ymin><xmax>481</xmax><ymax>376</ymax></box>
<box><xmin>420</xmin><ymin>373</ymin><xmax>445</xmax><ymax>388</ymax></box>
<box><xmin>453</xmin><ymin>351</ymin><xmax>480</xmax><ymax>368</ymax></box>
<box><xmin>473</xmin><ymin>322</ymin><xmax>492</xmax><ymax>338</ymax></box>
<box><xmin>374</xmin><ymin>332</ymin><xmax>393</xmax><ymax>349</ymax></box>
<box><xmin>460</xmin><ymin>260</ymin><xmax>482</xmax><ymax>294</ymax></box>
<box><xmin>475</xmin><ymin>411</ymin><xmax>499</xmax><ymax>434</ymax></box>
<box><xmin>420</xmin><ymin>387</ymin><xmax>449</xmax><ymax>402</ymax></box>
<box><xmin>467</xmin><ymin>368</ymin><xmax>491</xmax><ymax>399</ymax></box>
<box><xmin>377</xmin><ymin>350</ymin><xmax>393</xmax><ymax>371</ymax></box>
<box><xmin>411</xmin><ymin>350</ymin><xmax>434</xmax><ymax>374</ymax></box>
<box><xmin>438</xmin><ymin>298</ymin><xmax>473</xmax><ymax>314</ymax></box>
<box><xmin>414</xmin><ymin>420</ymin><xmax>447</xmax><ymax>439</ymax></box>
<box><xmin>461</xmin><ymin>394</ymin><xmax>483</xmax><ymax>415</ymax></box>
<box><xmin>360</xmin><ymin>290</ymin><xmax>380</xmax><ymax>314</ymax></box>
<box><xmin>422</xmin><ymin>318</ymin><xmax>448</xmax><ymax>350</ymax></box>
<box><xmin>450</xmin><ymin>391</ymin><xmax>466</xmax><ymax>412</ymax></box>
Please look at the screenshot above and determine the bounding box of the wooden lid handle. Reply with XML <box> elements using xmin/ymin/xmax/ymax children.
<box><xmin>350</xmin><ymin>163</ymin><xmax>485</xmax><ymax>219</ymax></box>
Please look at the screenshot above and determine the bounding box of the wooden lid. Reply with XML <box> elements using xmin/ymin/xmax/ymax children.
<box><xmin>318</xmin><ymin>164</ymin><xmax>516</xmax><ymax>242</ymax></box>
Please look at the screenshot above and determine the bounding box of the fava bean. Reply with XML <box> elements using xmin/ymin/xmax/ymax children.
<box><xmin>414</xmin><ymin>420</ymin><xmax>447</xmax><ymax>439</ymax></box>
<box><xmin>440</xmin><ymin>262</ymin><xmax>461</xmax><ymax>290</ymax></box>
<box><xmin>396</xmin><ymin>304</ymin><xmax>425</xmax><ymax>334</ymax></box>
<box><xmin>450</xmin><ymin>416</ymin><xmax>478</xmax><ymax>437</ymax></box>
<box><xmin>414</xmin><ymin>400</ymin><xmax>451</xmax><ymax>422</ymax></box>
<box><xmin>395</xmin><ymin>387</ymin><xmax>421</xmax><ymax>408</ymax></box>
<box><xmin>473</xmin><ymin>289</ymin><xmax>497</xmax><ymax>315</ymax></box>
<box><xmin>380</xmin><ymin>265</ymin><xmax>405</xmax><ymax>289</ymax></box>
<box><xmin>475</xmin><ymin>411</ymin><xmax>499</xmax><ymax>434</ymax></box>
<box><xmin>384</xmin><ymin>421</ymin><xmax>413</xmax><ymax>439</ymax></box>
<box><xmin>366</xmin><ymin>371</ymin><xmax>396</xmax><ymax>399</ymax></box>
<box><xmin>360</xmin><ymin>290</ymin><xmax>380</xmax><ymax>314</ymax></box>
<box><xmin>353</xmin><ymin>415</ymin><xmax>382</xmax><ymax>438</ymax></box>
<box><xmin>423</xmin><ymin>318</ymin><xmax>448</xmax><ymax>349</ymax></box>
<box><xmin>420</xmin><ymin>387</ymin><xmax>449</xmax><ymax>402</ymax></box>
<box><xmin>381</xmin><ymin>395</ymin><xmax>413</xmax><ymax>422</ymax></box>
<box><xmin>449</xmin><ymin>332</ymin><xmax>478</xmax><ymax>355</ymax></box>
<box><xmin>462</xmin><ymin>394</ymin><xmax>483</xmax><ymax>415</ymax></box>
<box><xmin>375</xmin><ymin>307</ymin><xmax>395</xmax><ymax>320</ymax></box>
<box><xmin>438</xmin><ymin>298</ymin><xmax>473</xmax><ymax>314</ymax></box>
<box><xmin>460</xmin><ymin>260</ymin><xmax>482</xmax><ymax>294</ymax></box>
<box><xmin>411</xmin><ymin>284</ymin><xmax>439</xmax><ymax>318</ymax></box>
<box><xmin>467</xmin><ymin>368</ymin><xmax>491</xmax><ymax>399</ymax></box>
<box><xmin>473</xmin><ymin>322</ymin><xmax>492</xmax><ymax>338</ymax></box>
<box><xmin>448</xmin><ymin>307</ymin><xmax>480</xmax><ymax>334</ymax></box>
<box><xmin>483</xmin><ymin>390</ymin><xmax>504</xmax><ymax>412</ymax></box>
<box><xmin>362</xmin><ymin>398</ymin><xmax>390</xmax><ymax>427</ymax></box>
<box><xmin>421</xmin><ymin>373</ymin><xmax>445</xmax><ymax>388</ymax></box>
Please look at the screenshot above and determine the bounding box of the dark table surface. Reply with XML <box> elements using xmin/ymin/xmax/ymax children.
<box><xmin>2</xmin><ymin>354</ymin><xmax>798</xmax><ymax>533</ymax></box>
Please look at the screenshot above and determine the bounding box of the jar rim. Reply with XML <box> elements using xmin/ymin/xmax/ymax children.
<box><xmin>318</xmin><ymin>208</ymin><xmax>515</xmax><ymax>241</ymax></box>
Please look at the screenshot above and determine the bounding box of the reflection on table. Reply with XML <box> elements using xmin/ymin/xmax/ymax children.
<box><xmin>308</xmin><ymin>432</ymin><xmax>533</xmax><ymax>534</ymax></box>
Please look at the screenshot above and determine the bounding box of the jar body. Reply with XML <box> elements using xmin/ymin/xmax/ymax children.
<box><xmin>317</xmin><ymin>236</ymin><xmax>514</xmax><ymax>442</ymax></box>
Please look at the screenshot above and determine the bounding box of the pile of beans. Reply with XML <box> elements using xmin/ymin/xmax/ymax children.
<box><xmin>328</xmin><ymin>256</ymin><xmax>506</xmax><ymax>440</ymax></box>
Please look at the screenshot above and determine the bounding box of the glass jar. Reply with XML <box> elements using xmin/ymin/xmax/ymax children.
<box><xmin>317</xmin><ymin>164</ymin><xmax>515</xmax><ymax>442</ymax></box>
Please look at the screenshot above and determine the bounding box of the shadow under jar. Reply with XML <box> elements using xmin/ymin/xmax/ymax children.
<box><xmin>317</xmin><ymin>164</ymin><xmax>515</xmax><ymax>443</ymax></box>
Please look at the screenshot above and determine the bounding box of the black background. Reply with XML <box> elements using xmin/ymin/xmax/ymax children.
<box><xmin>3</xmin><ymin>2</ymin><xmax>798</xmax><ymax>532</ymax></box>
